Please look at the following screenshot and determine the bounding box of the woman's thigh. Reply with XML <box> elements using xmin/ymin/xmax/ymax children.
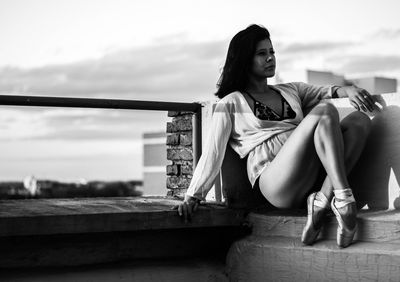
<box><xmin>259</xmin><ymin>103</ymin><xmax>338</xmax><ymax>208</ymax></box>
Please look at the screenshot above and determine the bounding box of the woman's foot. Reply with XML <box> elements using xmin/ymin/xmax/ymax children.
<box><xmin>331</xmin><ymin>189</ymin><xmax>357</xmax><ymax>248</ymax></box>
<box><xmin>301</xmin><ymin>192</ymin><xmax>329</xmax><ymax>245</ymax></box>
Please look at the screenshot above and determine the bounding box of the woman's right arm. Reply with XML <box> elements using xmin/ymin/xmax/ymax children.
<box><xmin>175</xmin><ymin>101</ymin><xmax>233</xmax><ymax>221</ymax></box>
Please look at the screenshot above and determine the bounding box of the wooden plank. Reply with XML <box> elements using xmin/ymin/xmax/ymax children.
<box><xmin>0</xmin><ymin>226</ymin><xmax>246</xmax><ymax>268</ymax></box>
<box><xmin>0</xmin><ymin>256</ymin><xmax>228</xmax><ymax>281</ymax></box>
<box><xmin>0</xmin><ymin>197</ymin><xmax>246</xmax><ymax>237</ymax></box>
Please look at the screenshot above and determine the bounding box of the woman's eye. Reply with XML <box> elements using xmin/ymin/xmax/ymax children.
<box><xmin>270</xmin><ymin>50</ymin><xmax>275</xmax><ymax>55</ymax></box>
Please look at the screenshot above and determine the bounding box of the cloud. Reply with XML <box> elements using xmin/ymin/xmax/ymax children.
<box><xmin>334</xmin><ymin>55</ymin><xmax>400</xmax><ymax>73</ymax></box>
<box><xmin>371</xmin><ymin>28</ymin><xmax>400</xmax><ymax>39</ymax></box>
<box><xmin>279</xmin><ymin>41</ymin><xmax>354</xmax><ymax>54</ymax></box>
<box><xmin>0</xmin><ymin>107</ymin><xmax>168</xmax><ymax>141</ymax></box>
<box><xmin>0</xmin><ymin>39</ymin><xmax>227</xmax><ymax>102</ymax></box>
<box><xmin>0</xmin><ymin>39</ymin><xmax>228</xmax><ymax>141</ymax></box>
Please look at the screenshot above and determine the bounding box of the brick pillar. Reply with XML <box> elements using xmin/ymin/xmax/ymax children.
<box><xmin>166</xmin><ymin>111</ymin><xmax>194</xmax><ymax>198</ymax></box>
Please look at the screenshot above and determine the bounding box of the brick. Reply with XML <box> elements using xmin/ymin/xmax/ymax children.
<box><xmin>181</xmin><ymin>164</ymin><xmax>193</xmax><ymax>175</ymax></box>
<box><xmin>166</xmin><ymin>176</ymin><xmax>179</xmax><ymax>189</ymax></box>
<box><xmin>166</xmin><ymin>176</ymin><xmax>191</xmax><ymax>189</ymax></box>
<box><xmin>172</xmin><ymin>115</ymin><xmax>192</xmax><ymax>131</ymax></box>
<box><xmin>166</xmin><ymin>122</ymin><xmax>177</xmax><ymax>133</ymax></box>
<box><xmin>166</xmin><ymin>133</ymin><xmax>180</xmax><ymax>145</ymax></box>
<box><xmin>166</xmin><ymin>164</ymin><xmax>179</xmax><ymax>175</ymax></box>
<box><xmin>167</xmin><ymin>148</ymin><xmax>193</xmax><ymax>161</ymax></box>
<box><xmin>180</xmin><ymin>132</ymin><xmax>192</xmax><ymax>146</ymax></box>
<box><xmin>166</xmin><ymin>188</ymin><xmax>187</xmax><ymax>198</ymax></box>
<box><xmin>170</xmin><ymin>160</ymin><xmax>192</xmax><ymax>167</ymax></box>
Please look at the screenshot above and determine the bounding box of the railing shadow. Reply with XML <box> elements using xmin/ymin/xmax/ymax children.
<box><xmin>350</xmin><ymin>96</ymin><xmax>400</xmax><ymax>209</ymax></box>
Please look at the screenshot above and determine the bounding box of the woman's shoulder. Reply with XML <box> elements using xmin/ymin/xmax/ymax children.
<box><xmin>273</xmin><ymin>82</ymin><xmax>303</xmax><ymax>92</ymax></box>
<box><xmin>213</xmin><ymin>91</ymin><xmax>247</xmax><ymax>113</ymax></box>
<box><xmin>216</xmin><ymin>91</ymin><xmax>244</xmax><ymax>106</ymax></box>
<box><xmin>219</xmin><ymin>91</ymin><xmax>243</xmax><ymax>102</ymax></box>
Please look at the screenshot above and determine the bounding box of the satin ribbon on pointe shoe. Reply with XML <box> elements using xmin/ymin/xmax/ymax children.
<box><xmin>331</xmin><ymin>188</ymin><xmax>357</xmax><ymax>248</ymax></box>
<box><xmin>301</xmin><ymin>191</ymin><xmax>329</xmax><ymax>245</ymax></box>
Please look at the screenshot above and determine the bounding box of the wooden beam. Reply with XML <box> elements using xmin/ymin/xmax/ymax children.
<box><xmin>0</xmin><ymin>197</ymin><xmax>246</xmax><ymax>237</ymax></box>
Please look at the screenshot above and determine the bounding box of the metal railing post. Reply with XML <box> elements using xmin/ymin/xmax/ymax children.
<box><xmin>192</xmin><ymin>104</ymin><xmax>202</xmax><ymax>170</ymax></box>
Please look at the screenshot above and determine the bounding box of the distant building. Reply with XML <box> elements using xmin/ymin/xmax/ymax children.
<box><xmin>307</xmin><ymin>70</ymin><xmax>346</xmax><ymax>86</ymax></box>
<box><xmin>142</xmin><ymin>132</ymin><xmax>167</xmax><ymax>196</ymax></box>
<box><xmin>351</xmin><ymin>77</ymin><xmax>397</xmax><ymax>95</ymax></box>
<box><xmin>307</xmin><ymin>70</ymin><xmax>397</xmax><ymax>94</ymax></box>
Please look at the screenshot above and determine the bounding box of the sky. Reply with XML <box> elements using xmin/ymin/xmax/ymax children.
<box><xmin>0</xmin><ymin>0</ymin><xmax>400</xmax><ymax>182</ymax></box>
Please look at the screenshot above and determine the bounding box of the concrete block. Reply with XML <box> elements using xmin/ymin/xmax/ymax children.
<box><xmin>226</xmin><ymin>236</ymin><xmax>400</xmax><ymax>281</ymax></box>
<box><xmin>248</xmin><ymin>209</ymin><xmax>400</xmax><ymax>244</ymax></box>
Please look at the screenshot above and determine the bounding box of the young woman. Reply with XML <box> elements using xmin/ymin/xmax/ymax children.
<box><xmin>176</xmin><ymin>24</ymin><xmax>374</xmax><ymax>248</ymax></box>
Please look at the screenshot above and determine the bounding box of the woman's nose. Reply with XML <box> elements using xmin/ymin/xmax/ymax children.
<box><xmin>266</xmin><ymin>56</ymin><xmax>273</xmax><ymax>62</ymax></box>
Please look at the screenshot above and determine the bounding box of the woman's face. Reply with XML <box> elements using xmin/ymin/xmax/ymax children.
<box><xmin>250</xmin><ymin>38</ymin><xmax>276</xmax><ymax>79</ymax></box>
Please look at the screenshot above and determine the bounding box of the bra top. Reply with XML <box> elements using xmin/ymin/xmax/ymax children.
<box><xmin>243</xmin><ymin>90</ymin><xmax>296</xmax><ymax>121</ymax></box>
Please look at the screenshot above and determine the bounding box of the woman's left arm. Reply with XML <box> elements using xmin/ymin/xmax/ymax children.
<box><xmin>334</xmin><ymin>85</ymin><xmax>375</xmax><ymax>112</ymax></box>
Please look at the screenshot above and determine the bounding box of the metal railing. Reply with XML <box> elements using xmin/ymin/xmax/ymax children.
<box><xmin>0</xmin><ymin>94</ymin><xmax>202</xmax><ymax>169</ymax></box>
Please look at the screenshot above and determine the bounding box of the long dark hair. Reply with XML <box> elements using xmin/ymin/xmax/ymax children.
<box><xmin>215</xmin><ymin>24</ymin><xmax>270</xmax><ymax>99</ymax></box>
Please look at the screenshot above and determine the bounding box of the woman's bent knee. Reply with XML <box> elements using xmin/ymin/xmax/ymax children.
<box><xmin>311</xmin><ymin>102</ymin><xmax>340</xmax><ymax>121</ymax></box>
<box><xmin>343</xmin><ymin>111</ymin><xmax>372</xmax><ymax>136</ymax></box>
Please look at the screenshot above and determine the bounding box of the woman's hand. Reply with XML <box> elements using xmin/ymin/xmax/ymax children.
<box><xmin>174</xmin><ymin>195</ymin><xmax>201</xmax><ymax>223</ymax></box>
<box><xmin>338</xmin><ymin>85</ymin><xmax>375</xmax><ymax>112</ymax></box>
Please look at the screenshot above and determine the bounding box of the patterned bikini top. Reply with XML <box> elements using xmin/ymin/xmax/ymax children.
<box><xmin>244</xmin><ymin>90</ymin><xmax>296</xmax><ymax>121</ymax></box>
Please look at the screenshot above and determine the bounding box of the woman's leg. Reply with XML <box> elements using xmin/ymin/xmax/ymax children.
<box><xmin>319</xmin><ymin>111</ymin><xmax>372</xmax><ymax>202</ymax></box>
<box><xmin>314</xmin><ymin>111</ymin><xmax>371</xmax><ymax>230</ymax></box>
<box><xmin>258</xmin><ymin>102</ymin><xmax>347</xmax><ymax>208</ymax></box>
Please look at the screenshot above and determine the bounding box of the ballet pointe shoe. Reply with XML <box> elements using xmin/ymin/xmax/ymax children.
<box><xmin>331</xmin><ymin>196</ymin><xmax>357</xmax><ymax>248</ymax></box>
<box><xmin>301</xmin><ymin>192</ymin><xmax>328</xmax><ymax>245</ymax></box>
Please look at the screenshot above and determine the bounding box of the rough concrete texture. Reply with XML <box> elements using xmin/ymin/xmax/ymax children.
<box><xmin>226</xmin><ymin>236</ymin><xmax>400</xmax><ymax>282</ymax></box>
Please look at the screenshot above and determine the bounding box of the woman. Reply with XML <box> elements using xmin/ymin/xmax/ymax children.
<box><xmin>176</xmin><ymin>24</ymin><xmax>374</xmax><ymax>248</ymax></box>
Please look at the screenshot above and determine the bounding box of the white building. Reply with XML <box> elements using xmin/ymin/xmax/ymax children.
<box><xmin>307</xmin><ymin>70</ymin><xmax>397</xmax><ymax>94</ymax></box>
<box><xmin>307</xmin><ymin>70</ymin><xmax>346</xmax><ymax>86</ymax></box>
<box><xmin>142</xmin><ymin>132</ymin><xmax>167</xmax><ymax>196</ymax></box>
<box><xmin>351</xmin><ymin>77</ymin><xmax>397</xmax><ymax>95</ymax></box>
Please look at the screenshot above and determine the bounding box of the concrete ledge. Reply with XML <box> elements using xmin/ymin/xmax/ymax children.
<box><xmin>249</xmin><ymin>209</ymin><xmax>400</xmax><ymax>243</ymax></box>
<box><xmin>226</xmin><ymin>236</ymin><xmax>400</xmax><ymax>281</ymax></box>
<box><xmin>0</xmin><ymin>196</ymin><xmax>247</xmax><ymax>237</ymax></box>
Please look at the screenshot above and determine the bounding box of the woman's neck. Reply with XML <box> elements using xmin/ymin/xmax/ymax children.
<box><xmin>246</xmin><ymin>77</ymin><xmax>269</xmax><ymax>93</ymax></box>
